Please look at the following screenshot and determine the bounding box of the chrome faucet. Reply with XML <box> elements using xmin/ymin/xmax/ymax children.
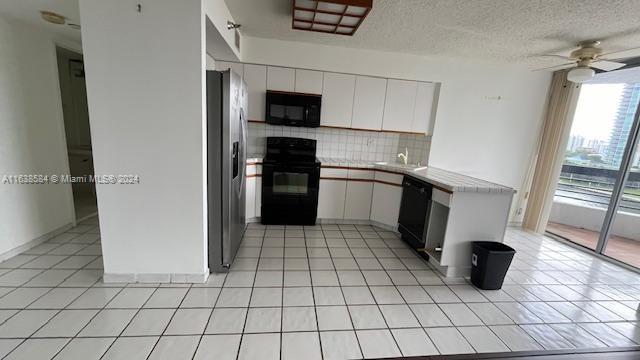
<box><xmin>397</xmin><ymin>147</ymin><xmax>408</xmax><ymax>165</ymax></box>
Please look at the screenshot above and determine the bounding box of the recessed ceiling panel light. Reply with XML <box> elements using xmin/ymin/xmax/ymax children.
<box><xmin>291</xmin><ymin>0</ymin><xmax>372</xmax><ymax>36</ymax></box>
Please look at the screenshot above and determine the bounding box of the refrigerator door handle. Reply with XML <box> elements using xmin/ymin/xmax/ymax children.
<box><xmin>239</xmin><ymin>108</ymin><xmax>247</xmax><ymax>193</ymax></box>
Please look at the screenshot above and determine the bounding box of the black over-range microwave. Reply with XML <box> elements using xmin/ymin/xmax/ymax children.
<box><xmin>265</xmin><ymin>90</ymin><xmax>321</xmax><ymax>127</ymax></box>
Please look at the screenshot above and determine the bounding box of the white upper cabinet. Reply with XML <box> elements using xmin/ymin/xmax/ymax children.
<box><xmin>295</xmin><ymin>69</ymin><xmax>323</xmax><ymax>94</ymax></box>
<box><xmin>351</xmin><ymin>76</ymin><xmax>387</xmax><ymax>131</ymax></box>
<box><xmin>243</xmin><ymin>64</ymin><xmax>267</xmax><ymax>121</ymax></box>
<box><xmin>267</xmin><ymin>66</ymin><xmax>295</xmax><ymax>92</ymax></box>
<box><xmin>321</xmin><ymin>72</ymin><xmax>355</xmax><ymax>128</ymax></box>
<box><xmin>412</xmin><ymin>82</ymin><xmax>436</xmax><ymax>134</ymax></box>
<box><xmin>215</xmin><ymin>61</ymin><xmax>244</xmax><ymax>78</ymax></box>
<box><xmin>382</xmin><ymin>79</ymin><xmax>418</xmax><ymax>132</ymax></box>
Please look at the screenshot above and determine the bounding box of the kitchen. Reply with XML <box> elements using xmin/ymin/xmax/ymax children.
<box><xmin>6</xmin><ymin>0</ymin><xmax>640</xmax><ymax>358</ymax></box>
<box><xmin>210</xmin><ymin>60</ymin><xmax>516</xmax><ymax>277</ymax></box>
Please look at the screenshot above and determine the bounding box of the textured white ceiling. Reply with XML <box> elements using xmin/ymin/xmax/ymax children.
<box><xmin>0</xmin><ymin>0</ymin><xmax>81</xmax><ymax>41</ymax></box>
<box><xmin>226</xmin><ymin>0</ymin><xmax>640</xmax><ymax>68</ymax></box>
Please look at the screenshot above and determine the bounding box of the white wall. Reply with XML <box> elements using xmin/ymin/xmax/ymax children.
<box><xmin>203</xmin><ymin>0</ymin><xmax>240</xmax><ymax>60</ymax></box>
<box><xmin>206</xmin><ymin>53</ymin><xmax>216</xmax><ymax>70</ymax></box>
<box><xmin>238</xmin><ymin>36</ymin><xmax>551</xmax><ymax>220</ymax></box>
<box><xmin>0</xmin><ymin>16</ymin><xmax>76</xmax><ymax>256</ymax></box>
<box><xmin>79</xmin><ymin>0</ymin><xmax>208</xmax><ymax>279</ymax></box>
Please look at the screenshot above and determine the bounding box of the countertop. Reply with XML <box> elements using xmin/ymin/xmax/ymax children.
<box><xmin>247</xmin><ymin>156</ymin><xmax>514</xmax><ymax>194</ymax></box>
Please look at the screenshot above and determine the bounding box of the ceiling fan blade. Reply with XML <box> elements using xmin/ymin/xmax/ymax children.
<box><xmin>533</xmin><ymin>62</ymin><xmax>576</xmax><ymax>72</ymax></box>
<box><xmin>538</xmin><ymin>54</ymin><xmax>573</xmax><ymax>61</ymax></box>
<box><xmin>599</xmin><ymin>46</ymin><xmax>640</xmax><ymax>60</ymax></box>
<box><xmin>591</xmin><ymin>60</ymin><xmax>627</xmax><ymax>71</ymax></box>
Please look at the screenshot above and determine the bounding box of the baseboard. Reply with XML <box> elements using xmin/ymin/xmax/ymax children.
<box><xmin>0</xmin><ymin>222</ymin><xmax>74</xmax><ymax>262</ymax></box>
<box><xmin>103</xmin><ymin>271</ymin><xmax>209</xmax><ymax>284</ymax></box>
<box><xmin>247</xmin><ymin>218</ymin><xmax>399</xmax><ymax>233</ymax></box>
<box><xmin>76</xmin><ymin>211</ymin><xmax>98</xmax><ymax>223</ymax></box>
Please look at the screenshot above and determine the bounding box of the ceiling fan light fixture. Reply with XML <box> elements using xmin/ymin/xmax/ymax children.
<box><xmin>567</xmin><ymin>66</ymin><xmax>595</xmax><ymax>83</ymax></box>
<box><xmin>291</xmin><ymin>0</ymin><xmax>372</xmax><ymax>36</ymax></box>
<box><xmin>40</xmin><ymin>10</ymin><xmax>66</xmax><ymax>25</ymax></box>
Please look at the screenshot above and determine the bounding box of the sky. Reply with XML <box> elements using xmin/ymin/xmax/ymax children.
<box><xmin>570</xmin><ymin>83</ymin><xmax>625</xmax><ymax>142</ymax></box>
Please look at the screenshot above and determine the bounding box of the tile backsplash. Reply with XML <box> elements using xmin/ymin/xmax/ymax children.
<box><xmin>248</xmin><ymin>122</ymin><xmax>431</xmax><ymax>165</ymax></box>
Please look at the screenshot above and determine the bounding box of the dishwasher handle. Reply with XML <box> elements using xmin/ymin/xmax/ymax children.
<box><xmin>403</xmin><ymin>179</ymin><xmax>427</xmax><ymax>194</ymax></box>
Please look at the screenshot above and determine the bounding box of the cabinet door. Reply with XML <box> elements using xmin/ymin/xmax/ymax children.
<box><xmin>321</xmin><ymin>72</ymin><xmax>355</xmax><ymax>127</ymax></box>
<box><xmin>215</xmin><ymin>61</ymin><xmax>244</xmax><ymax>78</ymax></box>
<box><xmin>243</xmin><ymin>64</ymin><xmax>267</xmax><ymax>122</ymax></box>
<box><xmin>318</xmin><ymin>179</ymin><xmax>346</xmax><ymax>219</ymax></box>
<box><xmin>267</xmin><ymin>66</ymin><xmax>295</xmax><ymax>92</ymax></box>
<box><xmin>245</xmin><ymin>176</ymin><xmax>256</xmax><ymax>219</ymax></box>
<box><xmin>382</xmin><ymin>79</ymin><xmax>417</xmax><ymax>132</ymax></box>
<box><xmin>351</xmin><ymin>76</ymin><xmax>386</xmax><ymax>130</ymax></box>
<box><xmin>370</xmin><ymin>183</ymin><xmax>402</xmax><ymax>227</ymax></box>
<box><xmin>412</xmin><ymin>82</ymin><xmax>436</xmax><ymax>134</ymax></box>
<box><xmin>295</xmin><ymin>69</ymin><xmax>323</xmax><ymax>94</ymax></box>
<box><xmin>344</xmin><ymin>181</ymin><xmax>373</xmax><ymax>220</ymax></box>
<box><xmin>255</xmin><ymin>176</ymin><xmax>262</xmax><ymax>217</ymax></box>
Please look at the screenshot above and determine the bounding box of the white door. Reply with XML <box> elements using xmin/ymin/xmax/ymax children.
<box><xmin>321</xmin><ymin>72</ymin><xmax>355</xmax><ymax>128</ymax></box>
<box><xmin>318</xmin><ymin>179</ymin><xmax>346</xmax><ymax>219</ymax></box>
<box><xmin>295</xmin><ymin>69</ymin><xmax>323</xmax><ymax>94</ymax></box>
<box><xmin>382</xmin><ymin>79</ymin><xmax>417</xmax><ymax>132</ymax></box>
<box><xmin>243</xmin><ymin>64</ymin><xmax>267</xmax><ymax>122</ymax></box>
<box><xmin>370</xmin><ymin>183</ymin><xmax>402</xmax><ymax>227</ymax></box>
<box><xmin>267</xmin><ymin>66</ymin><xmax>295</xmax><ymax>92</ymax></box>
<box><xmin>344</xmin><ymin>181</ymin><xmax>373</xmax><ymax>220</ymax></box>
<box><xmin>216</xmin><ymin>61</ymin><xmax>244</xmax><ymax>79</ymax></box>
<box><xmin>351</xmin><ymin>76</ymin><xmax>386</xmax><ymax>130</ymax></box>
<box><xmin>412</xmin><ymin>82</ymin><xmax>436</xmax><ymax>134</ymax></box>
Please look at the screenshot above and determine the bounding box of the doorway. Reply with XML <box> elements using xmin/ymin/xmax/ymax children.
<box><xmin>56</xmin><ymin>46</ymin><xmax>97</xmax><ymax>220</ymax></box>
<box><xmin>546</xmin><ymin>81</ymin><xmax>640</xmax><ymax>268</ymax></box>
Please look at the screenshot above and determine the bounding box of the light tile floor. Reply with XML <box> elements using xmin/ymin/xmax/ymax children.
<box><xmin>0</xmin><ymin>219</ymin><xmax>640</xmax><ymax>359</ymax></box>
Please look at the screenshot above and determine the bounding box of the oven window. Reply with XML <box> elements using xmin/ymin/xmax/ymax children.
<box><xmin>270</xmin><ymin>104</ymin><xmax>304</xmax><ymax>121</ymax></box>
<box><xmin>273</xmin><ymin>172</ymin><xmax>308</xmax><ymax>195</ymax></box>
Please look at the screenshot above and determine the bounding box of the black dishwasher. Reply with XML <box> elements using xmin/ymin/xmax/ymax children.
<box><xmin>398</xmin><ymin>176</ymin><xmax>432</xmax><ymax>249</ymax></box>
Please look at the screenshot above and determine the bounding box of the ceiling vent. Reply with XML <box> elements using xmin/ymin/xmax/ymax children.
<box><xmin>291</xmin><ymin>0</ymin><xmax>372</xmax><ymax>36</ymax></box>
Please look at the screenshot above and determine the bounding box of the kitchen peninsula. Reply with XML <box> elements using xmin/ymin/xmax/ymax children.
<box><xmin>247</xmin><ymin>157</ymin><xmax>515</xmax><ymax>278</ymax></box>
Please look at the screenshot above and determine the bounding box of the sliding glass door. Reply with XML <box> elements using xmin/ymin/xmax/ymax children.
<box><xmin>601</xmin><ymin>116</ymin><xmax>640</xmax><ymax>267</ymax></box>
<box><xmin>546</xmin><ymin>82</ymin><xmax>640</xmax><ymax>268</ymax></box>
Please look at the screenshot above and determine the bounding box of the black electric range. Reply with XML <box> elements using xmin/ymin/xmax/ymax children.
<box><xmin>261</xmin><ymin>137</ymin><xmax>321</xmax><ymax>225</ymax></box>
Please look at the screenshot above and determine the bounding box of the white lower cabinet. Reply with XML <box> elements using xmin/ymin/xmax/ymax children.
<box><xmin>344</xmin><ymin>181</ymin><xmax>373</xmax><ymax>220</ymax></box>
<box><xmin>245</xmin><ymin>176</ymin><xmax>256</xmax><ymax>219</ymax></box>
<box><xmin>317</xmin><ymin>179</ymin><xmax>346</xmax><ymax>219</ymax></box>
<box><xmin>370</xmin><ymin>182</ymin><xmax>402</xmax><ymax>228</ymax></box>
<box><xmin>255</xmin><ymin>176</ymin><xmax>262</xmax><ymax>218</ymax></box>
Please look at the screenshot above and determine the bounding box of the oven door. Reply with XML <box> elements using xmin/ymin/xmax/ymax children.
<box><xmin>261</xmin><ymin>163</ymin><xmax>320</xmax><ymax>224</ymax></box>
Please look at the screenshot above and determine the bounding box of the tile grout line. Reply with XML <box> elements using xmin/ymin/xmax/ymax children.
<box><xmin>147</xmin><ymin>284</ymin><xmax>194</xmax><ymax>359</ymax></box>
<box><xmin>96</xmin><ymin>286</ymin><xmax>163</xmax><ymax>359</ymax></box>
<box><xmin>328</xmin><ymin>225</ymin><xmax>365</xmax><ymax>358</ymax></box>
<box><xmin>356</xmin><ymin>225</ymin><xmax>437</xmax><ymax>356</ymax></box>
<box><xmin>0</xmin><ymin>222</ymin><xmax>102</xmax><ymax>358</ymax></box>
<box><xmin>233</xmin><ymin>237</ymin><xmax>261</xmax><ymax>360</ymax></box>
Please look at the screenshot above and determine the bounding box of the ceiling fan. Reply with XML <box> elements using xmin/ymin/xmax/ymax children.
<box><xmin>536</xmin><ymin>41</ymin><xmax>639</xmax><ymax>83</ymax></box>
